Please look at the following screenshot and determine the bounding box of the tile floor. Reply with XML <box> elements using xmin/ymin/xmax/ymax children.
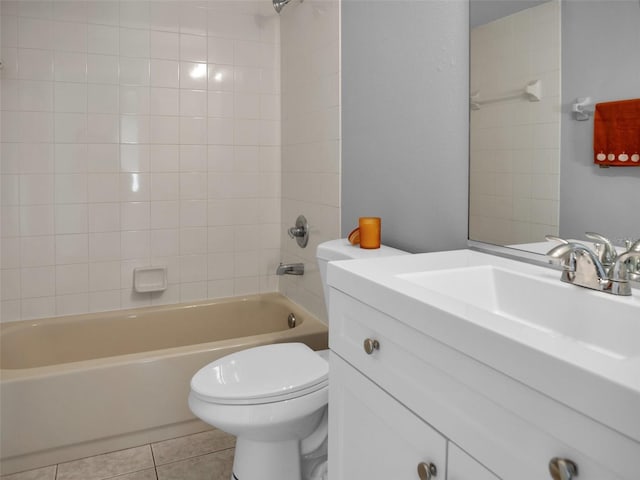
<box><xmin>1</xmin><ymin>429</ymin><xmax>235</xmax><ymax>480</ymax></box>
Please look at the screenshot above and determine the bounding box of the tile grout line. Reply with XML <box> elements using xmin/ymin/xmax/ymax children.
<box><xmin>148</xmin><ymin>440</ymin><xmax>160</xmax><ymax>480</ymax></box>
<box><xmin>149</xmin><ymin>442</ymin><xmax>157</xmax><ymax>468</ymax></box>
<box><xmin>154</xmin><ymin>446</ymin><xmax>235</xmax><ymax>471</ymax></box>
<box><xmin>105</xmin><ymin>465</ymin><xmax>158</xmax><ymax>480</ymax></box>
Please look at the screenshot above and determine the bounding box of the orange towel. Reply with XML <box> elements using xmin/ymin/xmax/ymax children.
<box><xmin>593</xmin><ymin>98</ymin><xmax>640</xmax><ymax>166</ymax></box>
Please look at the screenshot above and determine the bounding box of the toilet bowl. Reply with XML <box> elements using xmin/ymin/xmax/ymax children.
<box><xmin>189</xmin><ymin>343</ymin><xmax>328</xmax><ymax>480</ymax></box>
<box><xmin>188</xmin><ymin>239</ymin><xmax>408</xmax><ymax>480</ymax></box>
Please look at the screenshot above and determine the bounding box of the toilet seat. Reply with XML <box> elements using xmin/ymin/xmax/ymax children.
<box><xmin>191</xmin><ymin>343</ymin><xmax>329</xmax><ymax>405</ymax></box>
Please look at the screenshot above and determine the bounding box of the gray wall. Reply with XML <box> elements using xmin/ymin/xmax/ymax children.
<box><xmin>560</xmin><ymin>0</ymin><xmax>640</xmax><ymax>242</ymax></box>
<box><xmin>341</xmin><ymin>0</ymin><xmax>469</xmax><ymax>253</ymax></box>
<box><xmin>470</xmin><ymin>0</ymin><xmax>546</xmax><ymax>28</ymax></box>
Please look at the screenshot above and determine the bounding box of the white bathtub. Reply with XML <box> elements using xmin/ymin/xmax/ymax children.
<box><xmin>0</xmin><ymin>293</ymin><xmax>328</xmax><ymax>475</ymax></box>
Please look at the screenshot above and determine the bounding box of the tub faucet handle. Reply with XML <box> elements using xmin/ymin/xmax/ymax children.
<box><xmin>287</xmin><ymin>215</ymin><xmax>309</xmax><ymax>248</ymax></box>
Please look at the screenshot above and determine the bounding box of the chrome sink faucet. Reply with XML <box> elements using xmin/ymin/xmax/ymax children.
<box><xmin>546</xmin><ymin>238</ymin><xmax>640</xmax><ymax>296</ymax></box>
<box><xmin>547</xmin><ymin>242</ymin><xmax>609</xmax><ymax>290</ymax></box>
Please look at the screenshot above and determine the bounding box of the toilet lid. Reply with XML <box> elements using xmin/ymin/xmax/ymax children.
<box><xmin>190</xmin><ymin>343</ymin><xmax>329</xmax><ymax>404</ymax></box>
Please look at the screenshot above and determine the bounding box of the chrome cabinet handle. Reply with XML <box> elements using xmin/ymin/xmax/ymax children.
<box><xmin>549</xmin><ymin>458</ymin><xmax>578</xmax><ymax>480</ymax></box>
<box><xmin>417</xmin><ymin>462</ymin><xmax>437</xmax><ymax>479</ymax></box>
<box><xmin>363</xmin><ymin>338</ymin><xmax>380</xmax><ymax>354</ymax></box>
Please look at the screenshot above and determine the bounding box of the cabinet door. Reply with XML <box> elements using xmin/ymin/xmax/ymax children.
<box><xmin>448</xmin><ymin>443</ymin><xmax>500</xmax><ymax>480</ymax></box>
<box><xmin>329</xmin><ymin>352</ymin><xmax>447</xmax><ymax>480</ymax></box>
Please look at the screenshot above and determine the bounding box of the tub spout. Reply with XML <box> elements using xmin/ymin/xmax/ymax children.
<box><xmin>276</xmin><ymin>263</ymin><xmax>304</xmax><ymax>275</ymax></box>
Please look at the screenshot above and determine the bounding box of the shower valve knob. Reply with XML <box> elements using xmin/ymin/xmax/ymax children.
<box><xmin>288</xmin><ymin>215</ymin><xmax>309</xmax><ymax>248</ymax></box>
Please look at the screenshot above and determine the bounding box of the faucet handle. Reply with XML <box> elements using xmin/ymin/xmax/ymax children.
<box><xmin>287</xmin><ymin>215</ymin><xmax>309</xmax><ymax>248</ymax></box>
<box><xmin>546</xmin><ymin>243</ymin><xmax>575</xmax><ymax>269</ymax></box>
<box><xmin>625</xmin><ymin>238</ymin><xmax>640</xmax><ymax>253</ymax></box>
<box><xmin>585</xmin><ymin>232</ymin><xmax>617</xmax><ymax>266</ymax></box>
<box><xmin>545</xmin><ymin>235</ymin><xmax>569</xmax><ymax>245</ymax></box>
<box><xmin>545</xmin><ymin>236</ymin><xmax>572</xmax><ymax>269</ymax></box>
<box><xmin>546</xmin><ymin>242</ymin><xmax>589</xmax><ymax>270</ymax></box>
<box><xmin>617</xmin><ymin>239</ymin><xmax>640</xmax><ymax>282</ymax></box>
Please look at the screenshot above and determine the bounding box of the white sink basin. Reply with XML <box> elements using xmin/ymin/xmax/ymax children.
<box><xmin>399</xmin><ymin>265</ymin><xmax>640</xmax><ymax>360</ymax></box>
<box><xmin>326</xmin><ymin>249</ymin><xmax>640</xmax><ymax>442</ymax></box>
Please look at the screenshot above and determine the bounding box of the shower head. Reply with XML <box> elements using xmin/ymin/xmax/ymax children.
<box><xmin>273</xmin><ymin>0</ymin><xmax>291</xmax><ymax>13</ymax></box>
<box><xmin>273</xmin><ymin>0</ymin><xmax>301</xmax><ymax>14</ymax></box>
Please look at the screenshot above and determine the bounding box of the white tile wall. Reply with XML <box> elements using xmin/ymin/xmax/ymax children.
<box><xmin>469</xmin><ymin>0</ymin><xmax>560</xmax><ymax>246</ymax></box>
<box><xmin>1</xmin><ymin>0</ymin><xmax>283</xmax><ymax>322</ymax></box>
<box><xmin>279</xmin><ymin>0</ymin><xmax>341</xmax><ymax>323</ymax></box>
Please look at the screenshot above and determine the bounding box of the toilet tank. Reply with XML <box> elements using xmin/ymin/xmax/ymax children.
<box><xmin>316</xmin><ymin>239</ymin><xmax>409</xmax><ymax>314</ymax></box>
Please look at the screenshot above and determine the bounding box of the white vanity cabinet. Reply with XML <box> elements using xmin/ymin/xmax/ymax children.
<box><xmin>330</xmin><ymin>352</ymin><xmax>497</xmax><ymax>480</ymax></box>
<box><xmin>328</xmin><ymin>288</ymin><xmax>638</xmax><ymax>480</ymax></box>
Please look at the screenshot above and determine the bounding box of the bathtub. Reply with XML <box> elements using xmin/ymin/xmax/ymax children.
<box><xmin>0</xmin><ymin>293</ymin><xmax>328</xmax><ymax>475</ymax></box>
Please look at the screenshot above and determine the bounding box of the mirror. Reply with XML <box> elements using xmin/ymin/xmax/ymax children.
<box><xmin>469</xmin><ymin>0</ymin><xmax>640</xmax><ymax>255</ymax></box>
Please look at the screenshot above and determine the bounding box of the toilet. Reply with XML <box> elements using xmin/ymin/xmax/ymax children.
<box><xmin>188</xmin><ymin>238</ymin><xmax>408</xmax><ymax>480</ymax></box>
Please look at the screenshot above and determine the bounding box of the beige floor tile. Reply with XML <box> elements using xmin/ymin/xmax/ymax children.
<box><xmin>56</xmin><ymin>445</ymin><xmax>154</xmax><ymax>480</ymax></box>
<box><xmin>151</xmin><ymin>429</ymin><xmax>236</xmax><ymax>466</ymax></box>
<box><xmin>105</xmin><ymin>468</ymin><xmax>157</xmax><ymax>480</ymax></box>
<box><xmin>155</xmin><ymin>449</ymin><xmax>234</xmax><ymax>480</ymax></box>
<box><xmin>0</xmin><ymin>466</ymin><xmax>56</xmax><ymax>480</ymax></box>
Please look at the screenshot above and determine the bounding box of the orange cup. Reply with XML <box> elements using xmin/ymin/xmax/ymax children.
<box><xmin>358</xmin><ymin>217</ymin><xmax>381</xmax><ymax>249</ymax></box>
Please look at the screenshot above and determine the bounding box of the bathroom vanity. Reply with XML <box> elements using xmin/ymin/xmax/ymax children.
<box><xmin>326</xmin><ymin>250</ymin><xmax>640</xmax><ymax>479</ymax></box>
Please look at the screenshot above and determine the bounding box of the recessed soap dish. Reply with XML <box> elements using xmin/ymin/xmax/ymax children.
<box><xmin>133</xmin><ymin>266</ymin><xmax>168</xmax><ymax>293</ymax></box>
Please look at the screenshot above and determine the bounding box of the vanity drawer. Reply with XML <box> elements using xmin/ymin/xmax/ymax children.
<box><xmin>329</xmin><ymin>353</ymin><xmax>447</xmax><ymax>479</ymax></box>
<box><xmin>329</xmin><ymin>289</ymin><xmax>638</xmax><ymax>480</ymax></box>
<box><xmin>448</xmin><ymin>443</ymin><xmax>500</xmax><ymax>480</ymax></box>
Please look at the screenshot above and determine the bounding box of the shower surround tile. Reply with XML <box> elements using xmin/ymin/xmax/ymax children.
<box><xmin>279</xmin><ymin>0</ymin><xmax>341</xmax><ymax>323</ymax></box>
<box><xmin>1</xmin><ymin>0</ymin><xmax>283</xmax><ymax>321</ymax></box>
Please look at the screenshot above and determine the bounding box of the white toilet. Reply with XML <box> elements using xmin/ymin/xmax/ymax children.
<box><xmin>188</xmin><ymin>239</ymin><xmax>408</xmax><ymax>480</ymax></box>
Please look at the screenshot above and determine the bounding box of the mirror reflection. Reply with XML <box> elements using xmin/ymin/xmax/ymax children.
<box><xmin>469</xmin><ymin>0</ymin><xmax>640</xmax><ymax>253</ymax></box>
<box><xmin>469</xmin><ymin>0</ymin><xmax>560</xmax><ymax>247</ymax></box>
